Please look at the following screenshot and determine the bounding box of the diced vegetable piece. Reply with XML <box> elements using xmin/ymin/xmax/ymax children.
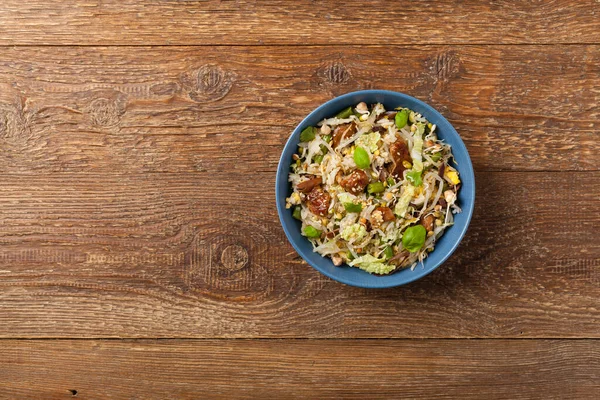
<box><xmin>384</xmin><ymin>246</ymin><xmax>394</xmax><ymax>260</ymax></box>
<box><xmin>406</xmin><ymin>170</ymin><xmax>422</xmax><ymax>186</ymax></box>
<box><xmin>395</xmin><ymin>109</ymin><xmax>409</xmax><ymax>129</ymax></box>
<box><xmin>300</xmin><ymin>126</ymin><xmax>317</xmax><ymax>142</ymax></box>
<box><xmin>292</xmin><ymin>206</ymin><xmax>302</xmax><ymax>220</ymax></box>
<box><xmin>367</xmin><ymin>181</ymin><xmax>385</xmax><ymax>194</ymax></box>
<box><xmin>343</xmin><ymin>202</ymin><xmax>363</xmax><ymax>213</ymax></box>
<box><xmin>303</xmin><ymin>226</ymin><xmax>322</xmax><ymax>238</ymax></box>
<box><xmin>335</xmin><ymin>106</ymin><xmax>353</xmax><ymax>119</ymax></box>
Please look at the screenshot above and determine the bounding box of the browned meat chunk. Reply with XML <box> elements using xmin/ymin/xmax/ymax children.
<box><xmin>340</xmin><ymin>169</ymin><xmax>370</xmax><ymax>195</ymax></box>
<box><xmin>306</xmin><ymin>185</ymin><xmax>331</xmax><ymax>216</ymax></box>
<box><xmin>332</xmin><ymin>123</ymin><xmax>356</xmax><ymax>148</ymax></box>
<box><xmin>388</xmin><ymin>139</ymin><xmax>412</xmax><ymax>178</ymax></box>
<box><xmin>296</xmin><ymin>176</ymin><xmax>322</xmax><ymax>194</ymax></box>
<box><xmin>371</xmin><ymin>206</ymin><xmax>395</xmax><ymax>229</ymax></box>
<box><xmin>375</xmin><ymin>206</ymin><xmax>395</xmax><ymax>222</ymax></box>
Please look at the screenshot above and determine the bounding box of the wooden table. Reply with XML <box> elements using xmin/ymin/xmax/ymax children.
<box><xmin>0</xmin><ymin>2</ymin><xmax>598</xmax><ymax>398</ymax></box>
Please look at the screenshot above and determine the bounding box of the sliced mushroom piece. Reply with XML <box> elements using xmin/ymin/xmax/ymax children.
<box><xmin>388</xmin><ymin>250</ymin><xmax>410</xmax><ymax>267</ymax></box>
<box><xmin>332</xmin><ymin>123</ymin><xmax>357</xmax><ymax>148</ymax></box>
<box><xmin>296</xmin><ymin>176</ymin><xmax>322</xmax><ymax>193</ymax></box>
<box><xmin>421</xmin><ymin>214</ymin><xmax>435</xmax><ymax>232</ymax></box>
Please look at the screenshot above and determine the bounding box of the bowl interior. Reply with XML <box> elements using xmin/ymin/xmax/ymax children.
<box><xmin>276</xmin><ymin>90</ymin><xmax>475</xmax><ymax>288</ymax></box>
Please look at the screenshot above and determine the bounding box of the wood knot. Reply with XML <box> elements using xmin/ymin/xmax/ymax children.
<box><xmin>319</xmin><ymin>61</ymin><xmax>351</xmax><ymax>85</ymax></box>
<box><xmin>220</xmin><ymin>245</ymin><xmax>249</xmax><ymax>272</ymax></box>
<box><xmin>0</xmin><ymin>101</ymin><xmax>33</xmax><ymax>146</ymax></box>
<box><xmin>182</xmin><ymin>64</ymin><xmax>235</xmax><ymax>102</ymax></box>
<box><xmin>85</xmin><ymin>90</ymin><xmax>128</xmax><ymax>128</ymax></box>
<box><xmin>430</xmin><ymin>51</ymin><xmax>461</xmax><ymax>84</ymax></box>
<box><xmin>183</xmin><ymin>222</ymin><xmax>276</xmax><ymax>300</ymax></box>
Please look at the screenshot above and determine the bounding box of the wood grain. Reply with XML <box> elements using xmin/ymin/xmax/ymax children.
<box><xmin>0</xmin><ymin>45</ymin><xmax>598</xmax><ymax>173</ymax></box>
<box><xmin>1</xmin><ymin>1</ymin><xmax>600</xmax><ymax>45</ymax></box>
<box><xmin>1</xmin><ymin>339</ymin><xmax>598</xmax><ymax>399</ymax></box>
<box><xmin>0</xmin><ymin>171</ymin><xmax>597</xmax><ymax>338</ymax></box>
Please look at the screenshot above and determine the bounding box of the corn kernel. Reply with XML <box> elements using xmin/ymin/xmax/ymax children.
<box><xmin>373</xmin><ymin>150</ymin><xmax>380</xmax><ymax>156</ymax></box>
<box><xmin>385</xmin><ymin>192</ymin><xmax>393</xmax><ymax>201</ymax></box>
<box><xmin>402</xmin><ymin>160</ymin><xmax>412</xmax><ymax>169</ymax></box>
<box><xmin>335</xmin><ymin>213</ymin><xmax>343</xmax><ymax>219</ymax></box>
<box><xmin>371</xmin><ymin>171</ymin><xmax>378</xmax><ymax>179</ymax></box>
<box><xmin>360</xmin><ymin>114</ymin><xmax>368</xmax><ymax>121</ymax></box>
<box><xmin>446</xmin><ymin>170</ymin><xmax>461</xmax><ymax>185</ymax></box>
<box><xmin>435</xmin><ymin>219</ymin><xmax>443</xmax><ymax>226</ymax></box>
<box><xmin>360</xmin><ymin>218</ymin><xmax>367</xmax><ymax>224</ymax></box>
<box><xmin>427</xmin><ymin>231</ymin><xmax>434</xmax><ymax>237</ymax></box>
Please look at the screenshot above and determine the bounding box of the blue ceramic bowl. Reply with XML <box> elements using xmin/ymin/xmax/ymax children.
<box><xmin>276</xmin><ymin>90</ymin><xmax>475</xmax><ymax>288</ymax></box>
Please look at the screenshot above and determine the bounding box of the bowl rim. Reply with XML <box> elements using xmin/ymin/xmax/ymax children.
<box><xmin>275</xmin><ymin>89</ymin><xmax>475</xmax><ymax>288</ymax></box>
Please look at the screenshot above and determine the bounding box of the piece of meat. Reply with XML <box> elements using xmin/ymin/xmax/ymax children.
<box><xmin>296</xmin><ymin>176</ymin><xmax>322</xmax><ymax>194</ymax></box>
<box><xmin>375</xmin><ymin>206</ymin><xmax>395</xmax><ymax>222</ymax></box>
<box><xmin>388</xmin><ymin>139</ymin><xmax>412</xmax><ymax>178</ymax></box>
<box><xmin>438</xmin><ymin>198</ymin><xmax>448</xmax><ymax>208</ymax></box>
<box><xmin>332</xmin><ymin>123</ymin><xmax>356</xmax><ymax>148</ymax></box>
<box><xmin>306</xmin><ymin>185</ymin><xmax>331</xmax><ymax>216</ymax></box>
<box><xmin>421</xmin><ymin>214</ymin><xmax>435</xmax><ymax>232</ymax></box>
<box><xmin>340</xmin><ymin>169</ymin><xmax>370</xmax><ymax>195</ymax></box>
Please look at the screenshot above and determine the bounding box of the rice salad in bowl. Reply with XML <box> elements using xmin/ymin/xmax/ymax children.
<box><xmin>285</xmin><ymin>102</ymin><xmax>462</xmax><ymax>275</ymax></box>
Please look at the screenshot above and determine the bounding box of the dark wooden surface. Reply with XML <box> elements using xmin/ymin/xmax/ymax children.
<box><xmin>0</xmin><ymin>1</ymin><xmax>598</xmax><ymax>398</ymax></box>
<box><xmin>2</xmin><ymin>340</ymin><xmax>598</xmax><ymax>399</ymax></box>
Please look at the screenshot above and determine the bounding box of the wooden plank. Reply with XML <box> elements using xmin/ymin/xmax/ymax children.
<box><xmin>0</xmin><ymin>45</ymin><xmax>597</xmax><ymax>173</ymax></box>
<box><xmin>0</xmin><ymin>171</ymin><xmax>597</xmax><ymax>338</ymax></box>
<box><xmin>1</xmin><ymin>1</ymin><xmax>599</xmax><ymax>45</ymax></box>
<box><xmin>0</xmin><ymin>339</ymin><xmax>598</xmax><ymax>399</ymax></box>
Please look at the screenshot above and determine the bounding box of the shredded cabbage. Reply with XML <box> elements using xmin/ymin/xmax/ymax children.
<box><xmin>355</xmin><ymin>131</ymin><xmax>381</xmax><ymax>153</ymax></box>
<box><xmin>341</xmin><ymin>223</ymin><xmax>367</xmax><ymax>242</ymax></box>
<box><xmin>349</xmin><ymin>254</ymin><xmax>396</xmax><ymax>275</ymax></box>
<box><xmin>411</xmin><ymin>123</ymin><xmax>425</xmax><ymax>171</ymax></box>
<box><xmin>394</xmin><ymin>185</ymin><xmax>416</xmax><ymax>217</ymax></box>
